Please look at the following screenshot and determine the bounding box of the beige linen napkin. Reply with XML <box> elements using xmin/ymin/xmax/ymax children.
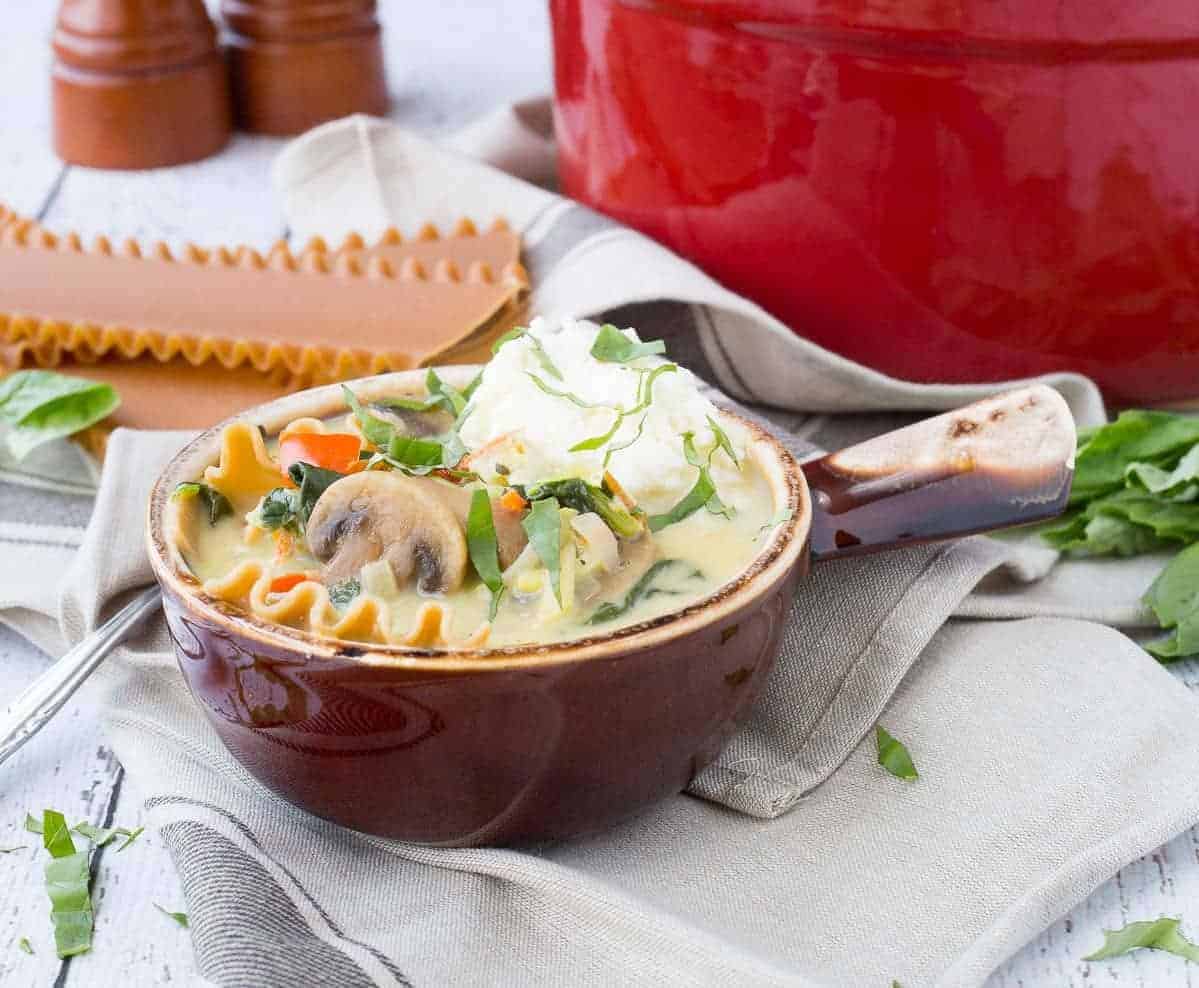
<box><xmin>0</xmin><ymin>106</ymin><xmax>1197</xmax><ymax>986</ymax></box>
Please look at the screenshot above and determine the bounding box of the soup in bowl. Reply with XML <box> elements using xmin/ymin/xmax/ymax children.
<box><xmin>147</xmin><ymin>317</ymin><xmax>1073</xmax><ymax>845</ymax></box>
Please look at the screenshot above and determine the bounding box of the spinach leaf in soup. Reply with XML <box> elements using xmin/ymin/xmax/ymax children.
<box><xmin>328</xmin><ymin>578</ymin><xmax>361</xmax><ymax>607</ymax></box>
<box><xmin>172</xmin><ymin>482</ymin><xmax>233</xmax><ymax>526</ymax></box>
<box><xmin>587</xmin><ymin>559</ymin><xmax>704</xmax><ymax>624</ymax></box>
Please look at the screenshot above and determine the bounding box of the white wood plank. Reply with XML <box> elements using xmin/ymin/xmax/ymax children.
<box><xmin>0</xmin><ymin>4</ymin><xmax>66</xmax><ymax>215</ymax></box>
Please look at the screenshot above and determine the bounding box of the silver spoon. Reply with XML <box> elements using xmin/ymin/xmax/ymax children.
<box><xmin>0</xmin><ymin>586</ymin><xmax>162</xmax><ymax>767</ymax></box>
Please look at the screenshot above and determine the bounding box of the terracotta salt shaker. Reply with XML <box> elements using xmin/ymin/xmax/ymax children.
<box><xmin>52</xmin><ymin>0</ymin><xmax>232</xmax><ymax>170</ymax></box>
<box><xmin>222</xmin><ymin>0</ymin><xmax>388</xmax><ymax>136</ymax></box>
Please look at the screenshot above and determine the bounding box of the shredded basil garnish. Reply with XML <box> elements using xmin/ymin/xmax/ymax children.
<box><xmin>648</xmin><ymin>431</ymin><xmax>734</xmax><ymax>532</ymax></box>
<box><xmin>706</xmin><ymin>415</ymin><xmax>740</xmax><ymax>469</ymax></box>
<box><xmin>171</xmin><ymin>482</ymin><xmax>233</xmax><ymax>526</ymax></box>
<box><xmin>522</xmin><ymin>497</ymin><xmax>564</xmax><ymax>606</ymax></box>
<box><xmin>18</xmin><ymin>937</ymin><xmax>32</xmax><ymax>954</ymax></box>
<box><xmin>587</xmin><ymin>559</ymin><xmax>703</xmax><ymax>624</ymax></box>
<box><xmin>589</xmin><ymin>323</ymin><xmax>666</xmax><ymax>363</ymax></box>
<box><xmin>40</xmin><ymin>809</ymin><xmax>93</xmax><ymax>958</ymax></box>
<box><xmin>425</xmin><ymin>368</ymin><xmax>468</xmax><ymax>417</ymax></box>
<box><xmin>467</xmin><ymin>490</ymin><xmax>505</xmax><ymax>621</ymax></box>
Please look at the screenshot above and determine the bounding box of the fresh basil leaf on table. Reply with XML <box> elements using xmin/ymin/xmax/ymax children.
<box><xmin>1142</xmin><ymin>544</ymin><xmax>1199</xmax><ymax>661</ymax></box>
<box><xmin>154</xmin><ymin>904</ymin><xmax>190</xmax><ymax>929</ymax></box>
<box><xmin>1084</xmin><ymin>916</ymin><xmax>1199</xmax><ymax>963</ymax></box>
<box><xmin>40</xmin><ymin>809</ymin><xmax>93</xmax><ymax>958</ymax></box>
<box><xmin>875</xmin><ymin>726</ymin><xmax>918</xmax><ymax>781</ymax></box>
<box><xmin>0</xmin><ymin>370</ymin><xmax>120</xmax><ymax>460</ymax></box>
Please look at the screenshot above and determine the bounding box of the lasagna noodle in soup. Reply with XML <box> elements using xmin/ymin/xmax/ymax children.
<box><xmin>170</xmin><ymin>318</ymin><xmax>783</xmax><ymax>649</ymax></box>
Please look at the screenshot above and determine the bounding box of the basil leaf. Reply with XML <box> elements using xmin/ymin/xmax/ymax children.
<box><xmin>171</xmin><ymin>482</ymin><xmax>233</xmax><ymax>526</ymax></box>
<box><xmin>648</xmin><ymin>467</ymin><xmax>716</xmax><ymax>533</ymax></box>
<box><xmin>526</xmin><ymin>373</ymin><xmax>606</xmax><ymax>409</ymax></box>
<box><xmin>438</xmin><ymin>430</ymin><xmax>468</xmax><ymax>470</ymax></box>
<box><xmin>527</xmin><ymin>336</ymin><xmax>564</xmax><ymax>381</ymax></box>
<box><xmin>342</xmin><ymin>385</ymin><xmax>395</xmax><ymax>449</ymax></box>
<box><xmin>425</xmin><ymin>369</ymin><xmax>468</xmax><ymax>417</ymax></box>
<box><xmin>1143</xmin><ymin>544</ymin><xmax>1199</xmax><ymax>660</ymax></box>
<box><xmin>706</xmin><ymin>415</ymin><xmax>740</xmax><ymax>469</ymax></box>
<box><xmin>875</xmin><ymin>726</ymin><xmax>918</xmax><ymax>780</ymax></box>
<box><xmin>386</xmin><ymin>435</ymin><xmax>445</xmax><ymax>468</ymax></box>
<box><xmin>1084</xmin><ymin>917</ymin><xmax>1199</xmax><ymax>963</ymax></box>
<box><xmin>587</xmin><ymin>559</ymin><xmax>703</xmax><ymax>624</ymax></box>
<box><xmin>467</xmin><ymin>490</ymin><xmax>503</xmax><ymax>590</ymax></box>
<box><xmin>758</xmin><ymin>508</ymin><xmax>794</xmax><ymax>536</ymax></box>
<box><xmin>522</xmin><ymin>497</ymin><xmax>563</xmax><ymax>606</ymax></box>
<box><xmin>39</xmin><ymin>810</ymin><xmax>92</xmax><ymax>958</ymax></box>
<box><xmin>24</xmin><ymin>813</ymin><xmax>43</xmax><ymax>834</ymax></box>
<box><xmin>154</xmin><ymin>903</ymin><xmax>190</xmax><ymax>929</ymax></box>
<box><xmin>18</xmin><ymin>937</ymin><xmax>32</xmax><ymax>954</ymax></box>
<box><xmin>44</xmin><ymin>851</ymin><xmax>92</xmax><ymax>957</ymax></box>
<box><xmin>589</xmin><ymin>324</ymin><xmax>666</xmax><ymax>364</ymax></box>
<box><xmin>491</xmin><ymin>326</ymin><xmax>526</xmax><ymax>354</ymax></box>
<box><xmin>1126</xmin><ymin>444</ymin><xmax>1199</xmax><ymax>499</ymax></box>
<box><xmin>602</xmin><ymin>412</ymin><xmax>647</xmax><ymax>470</ymax></box>
<box><xmin>42</xmin><ymin>811</ymin><xmax>76</xmax><ymax>859</ymax></box>
<box><xmin>1072</xmin><ymin>410</ymin><xmax>1199</xmax><ymax>507</ymax></box>
<box><xmin>286</xmin><ymin>462</ymin><xmax>343</xmax><ymax>528</ymax></box>
<box><xmin>705</xmin><ymin>491</ymin><xmax>735</xmax><ymax>520</ymax></box>
<box><xmin>115</xmin><ymin>826</ymin><xmax>144</xmax><ymax>852</ymax></box>
<box><xmin>569</xmin><ymin>410</ymin><xmax>624</xmax><ymax>453</ymax></box>
<box><xmin>328</xmin><ymin>578</ymin><xmax>361</xmax><ymax>607</ymax></box>
<box><xmin>461</xmin><ymin>371</ymin><xmax>484</xmax><ymax>401</ymax></box>
<box><xmin>0</xmin><ymin>370</ymin><xmax>120</xmax><ymax>460</ymax></box>
<box><xmin>72</xmin><ymin>823</ymin><xmax>119</xmax><ymax>849</ymax></box>
<box><xmin>257</xmin><ymin>487</ymin><xmax>302</xmax><ymax>534</ymax></box>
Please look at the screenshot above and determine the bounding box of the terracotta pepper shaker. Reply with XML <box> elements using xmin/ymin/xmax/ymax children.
<box><xmin>52</xmin><ymin>0</ymin><xmax>232</xmax><ymax>170</ymax></box>
<box><xmin>222</xmin><ymin>0</ymin><xmax>388</xmax><ymax>136</ymax></box>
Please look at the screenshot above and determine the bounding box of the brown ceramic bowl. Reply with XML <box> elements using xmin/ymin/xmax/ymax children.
<box><xmin>146</xmin><ymin>368</ymin><xmax>1074</xmax><ymax>846</ymax></box>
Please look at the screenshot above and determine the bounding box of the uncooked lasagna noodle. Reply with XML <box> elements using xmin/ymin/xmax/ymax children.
<box><xmin>0</xmin><ymin>203</ymin><xmax>529</xmax><ymax>381</ymax></box>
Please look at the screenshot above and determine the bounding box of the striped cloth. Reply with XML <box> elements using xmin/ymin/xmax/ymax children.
<box><xmin>1</xmin><ymin>105</ymin><xmax>1197</xmax><ymax>987</ymax></box>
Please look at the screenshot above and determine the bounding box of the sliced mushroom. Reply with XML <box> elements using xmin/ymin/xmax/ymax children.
<box><xmin>586</xmin><ymin>532</ymin><xmax>657</xmax><ymax>605</ymax></box>
<box><xmin>306</xmin><ymin>471</ymin><xmax>468</xmax><ymax>594</ymax></box>
<box><xmin>368</xmin><ymin>402</ymin><xmax>454</xmax><ymax>438</ymax></box>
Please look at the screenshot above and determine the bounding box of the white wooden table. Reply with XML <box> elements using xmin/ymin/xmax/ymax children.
<box><xmin>2</xmin><ymin>3</ymin><xmax>1197</xmax><ymax>985</ymax></box>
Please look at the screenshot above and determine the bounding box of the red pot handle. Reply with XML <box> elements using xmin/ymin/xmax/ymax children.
<box><xmin>802</xmin><ymin>385</ymin><xmax>1076</xmax><ymax>563</ymax></box>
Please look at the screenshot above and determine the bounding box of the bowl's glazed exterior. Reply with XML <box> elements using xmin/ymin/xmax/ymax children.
<box><xmin>551</xmin><ymin>0</ymin><xmax>1199</xmax><ymax>405</ymax></box>
<box><xmin>147</xmin><ymin>370</ymin><xmax>809</xmax><ymax>846</ymax></box>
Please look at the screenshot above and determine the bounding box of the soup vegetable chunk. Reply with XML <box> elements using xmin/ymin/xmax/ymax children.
<box><xmin>172</xmin><ymin>318</ymin><xmax>781</xmax><ymax>649</ymax></box>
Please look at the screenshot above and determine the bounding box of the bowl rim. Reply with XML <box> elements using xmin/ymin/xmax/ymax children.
<box><xmin>146</xmin><ymin>366</ymin><xmax>811</xmax><ymax>672</ymax></box>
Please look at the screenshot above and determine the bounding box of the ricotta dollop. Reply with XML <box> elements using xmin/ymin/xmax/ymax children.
<box><xmin>459</xmin><ymin>318</ymin><xmax>750</xmax><ymax>514</ymax></box>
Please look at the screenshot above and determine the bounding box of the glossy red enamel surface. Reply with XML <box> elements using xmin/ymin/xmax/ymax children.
<box><xmin>551</xmin><ymin>0</ymin><xmax>1199</xmax><ymax>404</ymax></box>
<box><xmin>160</xmin><ymin>556</ymin><xmax>803</xmax><ymax>846</ymax></box>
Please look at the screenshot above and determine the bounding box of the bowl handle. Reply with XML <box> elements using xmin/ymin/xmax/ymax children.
<box><xmin>802</xmin><ymin>385</ymin><xmax>1076</xmax><ymax>562</ymax></box>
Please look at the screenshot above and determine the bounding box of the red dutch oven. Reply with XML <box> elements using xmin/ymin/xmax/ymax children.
<box><xmin>550</xmin><ymin>0</ymin><xmax>1199</xmax><ymax>405</ymax></box>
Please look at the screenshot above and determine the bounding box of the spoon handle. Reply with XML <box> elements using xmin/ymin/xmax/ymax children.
<box><xmin>0</xmin><ymin>585</ymin><xmax>162</xmax><ymax>768</ymax></box>
<box><xmin>803</xmin><ymin>385</ymin><xmax>1076</xmax><ymax>562</ymax></box>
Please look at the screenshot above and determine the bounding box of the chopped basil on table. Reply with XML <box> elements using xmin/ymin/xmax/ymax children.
<box><xmin>154</xmin><ymin>904</ymin><xmax>190</xmax><ymax>929</ymax></box>
<box><xmin>875</xmin><ymin>726</ymin><xmax>918</xmax><ymax>781</ymax></box>
<box><xmin>0</xmin><ymin>370</ymin><xmax>120</xmax><ymax>460</ymax></box>
<box><xmin>172</xmin><ymin>482</ymin><xmax>233</xmax><ymax>526</ymax></box>
<box><xmin>18</xmin><ymin>937</ymin><xmax>33</xmax><ymax>955</ymax></box>
<box><xmin>39</xmin><ymin>809</ymin><xmax>93</xmax><ymax>958</ymax></box>
<box><xmin>1084</xmin><ymin>916</ymin><xmax>1199</xmax><ymax>964</ymax></box>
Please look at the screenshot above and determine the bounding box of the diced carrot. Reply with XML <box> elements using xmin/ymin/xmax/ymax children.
<box><xmin>603</xmin><ymin>470</ymin><xmax>638</xmax><ymax>512</ymax></box>
<box><xmin>278</xmin><ymin>433</ymin><xmax>361</xmax><ymax>474</ymax></box>
<box><xmin>499</xmin><ymin>488</ymin><xmax>527</xmax><ymax>513</ymax></box>
<box><xmin>343</xmin><ymin>458</ymin><xmax>367</xmax><ymax>474</ymax></box>
<box><xmin>269</xmin><ymin>572</ymin><xmax>306</xmax><ymax>594</ymax></box>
